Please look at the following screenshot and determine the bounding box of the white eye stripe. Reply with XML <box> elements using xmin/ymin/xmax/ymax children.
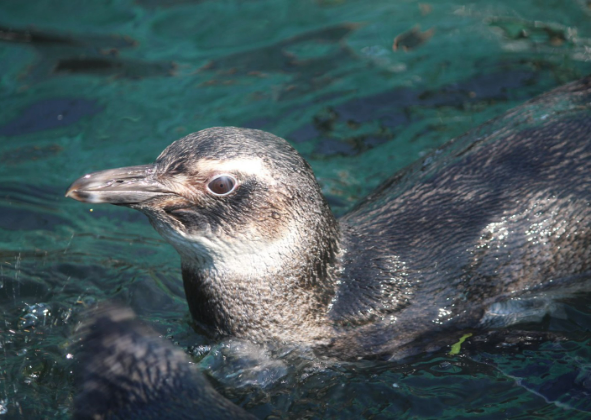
<box><xmin>207</xmin><ymin>174</ymin><xmax>237</xmax><ymax>196</ymax></box>
<box><xmin>197</xmin><ymin>158</ymin><xmax>276</xmax><ymax>185</ymax></box>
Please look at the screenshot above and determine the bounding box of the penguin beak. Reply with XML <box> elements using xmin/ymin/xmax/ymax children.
<box><xmin>65</xmin><ymin>164</ymin><xmax>174</xmax><ymax>205</ymax></box>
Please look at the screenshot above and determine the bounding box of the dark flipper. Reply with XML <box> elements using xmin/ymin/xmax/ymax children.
<box><xmin>73</xmin><ymin>305</ymin><xmax>256</xmax><ymax>420</ymax></box>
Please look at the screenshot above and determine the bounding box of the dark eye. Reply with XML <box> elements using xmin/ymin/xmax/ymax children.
<box><xmin>207</xmin><ymin>175</ymin><xmax>237</xmax><ymax>196</ymax></box>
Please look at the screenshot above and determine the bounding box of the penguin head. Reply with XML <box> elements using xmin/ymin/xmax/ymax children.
<box><xmin>66</xmin><ymin>127</ymin><xmax>338</xmax><ymax>271</ymax></box>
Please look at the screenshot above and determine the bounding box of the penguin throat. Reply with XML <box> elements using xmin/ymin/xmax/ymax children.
<box><xmin>178</xmin><ymin>221</ymin><xmax>342</xmax><ymax>342</ymax></box>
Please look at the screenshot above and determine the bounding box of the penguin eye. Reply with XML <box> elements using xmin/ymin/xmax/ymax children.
<box><xmin>207</xmin><ymin>175</ymin><xmax>237</xmax><ymax>196</ymax></box>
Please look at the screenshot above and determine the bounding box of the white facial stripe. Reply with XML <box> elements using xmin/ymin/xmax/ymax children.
<box><xmin>163</xmin><ymin>220</ymin><xmax>299</xmax><ymax>278</ymax></box>
<box><xmin>197</xmin><ymin>158</ymin><xmax>276</xmax><ymax>185</ymax></box>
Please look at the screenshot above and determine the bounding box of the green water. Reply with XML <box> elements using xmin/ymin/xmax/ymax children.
<box><xmin>1</xmin><ymin>0</ymin><xmax>590</xmax><ymax>418</ymax></box>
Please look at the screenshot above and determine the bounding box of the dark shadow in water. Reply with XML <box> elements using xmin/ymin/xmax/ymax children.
<box><xmin>0</xmin><ymin>98</ymin><xmax>102</xmax><ymax>137</ymax></box>
<box><xmin>0</xmin><ymin>26</ymin><xmax>175</xmax><ymax>82</ymax></box>
<box><xmin>200</xmin><ymin>23</ymin><xmax>360</xmax><ymax>101</ymax></box>
<box><xmin>286</xmin><ymin>69</ymin><xmax>549</xmax><ymax>158</ymax></box>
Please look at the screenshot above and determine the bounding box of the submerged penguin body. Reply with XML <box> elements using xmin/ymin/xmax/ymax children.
<box><xmin>74</xmin><ymin>306</ymin><xmax>255</xmax><ymax>419</ymax></box>
<box><xmin>67</xmin><ymin>76</ymin><xmax>591</xmax><ymax>359</ymax></box>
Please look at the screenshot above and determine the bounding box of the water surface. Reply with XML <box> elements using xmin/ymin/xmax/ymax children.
<box><xmin>1</xmin><ymin>0</ymin><xmax>591</xmax><ymax>418</ymax></box>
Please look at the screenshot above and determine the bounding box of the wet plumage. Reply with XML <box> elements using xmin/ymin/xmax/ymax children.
<box><xmin>73</xmin><ymin>305</ymin><xmax>255</xmax><ymax>419</ymax></box>
<box><xmin>67</xmin><ymin>76</ymin><xmax>591</xmax><ymax>359</ymax></box>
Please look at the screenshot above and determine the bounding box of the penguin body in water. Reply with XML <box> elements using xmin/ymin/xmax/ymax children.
<box><xmin>67</xmin><ymin>76</ymin><xmax>591</xmax><ymax>359</ymax></box>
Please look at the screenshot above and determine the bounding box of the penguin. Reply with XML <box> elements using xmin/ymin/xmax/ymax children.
<box><xmin>73</xmin><ymin>304</ymin><xmax>255</xmax><ymax>419</ymax></box>
<box><xmin>66</xmin><ymin>76</ymin><xmax>591</xmax><ymax>359</ymax></box>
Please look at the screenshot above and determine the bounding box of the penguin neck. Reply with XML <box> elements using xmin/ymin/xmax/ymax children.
<box><xmin>180</xmin><ymin>207</ymin><xmax>342</xmax><ymax>343</ymax></box>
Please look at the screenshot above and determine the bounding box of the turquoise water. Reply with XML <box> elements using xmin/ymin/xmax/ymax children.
<box><xmin>1</xmin><ymin>0</ymin><xmax>591</xmax><ymax>418</ymax></box>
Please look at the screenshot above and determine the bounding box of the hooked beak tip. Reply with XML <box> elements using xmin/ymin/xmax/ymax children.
<box><xmin>65</xmin><ymin>186</ymin><xmax>98</xmax><ymax>203</ymax></box>
<box><xmin>65</xmin><ymin>175</ymin><xmax>93</xmax><ymax>201</ymax></box>
<box><xmin>64</xmin><ymin>165</ymin><xmax>175</xmax><ymax>205</ymax></box>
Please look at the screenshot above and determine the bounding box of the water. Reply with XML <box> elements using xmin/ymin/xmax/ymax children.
<box><xmin>1</xmin><ymin>0</ymin><xmax>591</xmax><ymax>418</ymax></box>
